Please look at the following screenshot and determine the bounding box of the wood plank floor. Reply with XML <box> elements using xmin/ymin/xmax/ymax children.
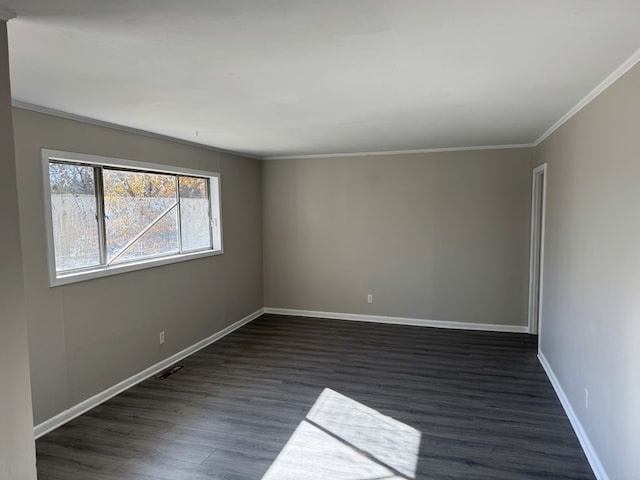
<box><xmin>36</xmin><ymin>314</ymin><xmax>595</xmax><ymax>479</ymax></box>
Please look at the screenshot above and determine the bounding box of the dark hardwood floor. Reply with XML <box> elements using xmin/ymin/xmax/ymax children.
<box><xmin>36</xmin><ymin>314</ymin><xmax>595</xmax><ymax>479</ymax></box>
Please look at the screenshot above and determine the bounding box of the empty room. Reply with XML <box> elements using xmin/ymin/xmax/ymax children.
<box><xmin>1</xmin><ymin>1</ymin><xmax>638</xmax><ymax>479</ymax></box>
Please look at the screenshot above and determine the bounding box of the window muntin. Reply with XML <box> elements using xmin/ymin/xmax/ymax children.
<box><xmin>43</xmin><ymin>150</ymin><xmax>222</xmax><ymax>286</ymax></box>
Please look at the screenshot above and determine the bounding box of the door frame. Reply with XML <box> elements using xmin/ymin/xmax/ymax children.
<box><xmin>527</xmin><ymin>163</ymin><xmax>547</xmax><ymax>335</ymax></box>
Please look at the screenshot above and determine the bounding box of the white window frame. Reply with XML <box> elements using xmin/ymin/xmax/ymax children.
<box><xmin>42</xmin><ymin>148</ymin><xmax>223</xmax><ymax>287</ymax></box>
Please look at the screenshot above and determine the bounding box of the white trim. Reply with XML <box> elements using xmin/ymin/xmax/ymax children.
<box><xmin>263</xmin><ymin>308</ymin><xmax>528</xmax><ymax>333</ymax></box>
<box><xmin>44</xmin><ymin>148</ymin><xmax>223</xmax><ymax>177</ymax></box>
<box><xmin>0</xmin><ymin>5</ymin><xmax>16</xmax><ymax>20</ymax></box>
<box><xmin>13</xmin><ymin>100</ymin><xmax>534</xmax><ymax>161</ymax></box>
<box><xmin>12</xmin><ymin>101</ymin><xmax>261</xmax><ymax>160</ymax></box>
<box><xmin>41</xmin><ymin>148</ymin><xmax>224</xmax><ymax>287</ymax></box>
<box><xmin>527</xmin><ymin>163</ymin><xmax>547</xmax><ymax>335</ymax></box>
<box><xmin>51</xmin><ymin>250</ymin><xmax>223</xmax><ymax>287</ymax></box>
<box><xmin>33</xmin><ymin>308</ymin><xmax>264</xmax><ymax>439</ymax></box>
<box><xmin>537</xmin><ymin>352</ymin><xmax>608</xmax><ymax>480</ymax></box>
<box><xmin>263</xmin><ymin>144</ymin><xmax>534</xmax><ymax>161</ymax></box>
<box><xmin>535</xmin><ymin>47</ymin><xmax>640</xmax><ymax>146</ymax></box>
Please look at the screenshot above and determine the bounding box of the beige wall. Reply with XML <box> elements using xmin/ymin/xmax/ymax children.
<box><xmin>536</xmin><ymin>63</ymin><xmax>640</xmax><ymax>478</ymax></box>
<box><xmin>0</xmin><ymin>22</ymin><xmax>37</xmax><ymax>480</ymax></box>
<box><xmin>263</xmin><ymin>148</ymin><xmax>534</xmax><ymax>326</ymax></box>
<box><xmin>12</xmin><ymin>108</ymin><xmax>263</xmax><ymax>425</ymax></box>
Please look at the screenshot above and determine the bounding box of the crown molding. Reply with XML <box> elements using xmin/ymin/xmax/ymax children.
<box><xmin>535</xmin><ymin>46</ymin><xmax>640</xmax><ymax>146</ymax></box>
<box><xmin>0</xmin><ymin>5</ymin><xmax>16</xmax><ymax>21</ymax></box>
<box><xmin>263</xmin><ymin>143</ymin><xmax>534</xmax><ymax>160</ymax></box>
<box><xmin>13</xmin><ymin>44</ymin><xmax>640</xmax><ymax>158</ymax></box>
<box><xmin>11</xmin><ymin>100</ymin><xmax>261</xmax><ymax>160</ymax></box>
<box><xmin>11</xmin><ymin>101</ymin><xmax>534</xmax><ymax>161</ymax></box>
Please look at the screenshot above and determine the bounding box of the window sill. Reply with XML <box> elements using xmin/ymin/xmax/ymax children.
<box><xmin>50</xmin><ymin>248</ymin><xmax>223</xmax><ymax>287</ymax></box>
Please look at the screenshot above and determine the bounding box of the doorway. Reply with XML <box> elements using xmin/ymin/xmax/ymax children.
<box><xmin>528</xmin><ymin>164</ymin><xmax>547</xmax><ymax>335</ymax></box>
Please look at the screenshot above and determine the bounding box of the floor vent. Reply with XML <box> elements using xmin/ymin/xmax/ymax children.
<box><xmin>156</xmin><ymin>365</ymin><xmax>183</xmax><ymax>380</ymax></box>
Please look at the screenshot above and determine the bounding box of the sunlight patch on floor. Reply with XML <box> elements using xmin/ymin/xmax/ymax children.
<box><xmin>262</xmin><ymin>388</ymin><xmax>421</xmax><ymax>480</ymax></box>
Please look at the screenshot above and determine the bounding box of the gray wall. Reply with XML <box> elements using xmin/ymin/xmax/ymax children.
<box><xmin>12</xmin><ymin>108</ymin><xmax>263</xmax><ymax>425</ymax></box>
<box><xmin>0</xmin><ymin>22</ymin><xmax>37</xmax><ymax>480</ymax></box>
<box><xmin>536</xmin><ymin>63</ymin><xmax>640</xmax><ymax>478</ymax></box>
<box><xmin>263</xmin><ymin>149</ymin><xmax>534</xmax><ymax>326</ymax></box>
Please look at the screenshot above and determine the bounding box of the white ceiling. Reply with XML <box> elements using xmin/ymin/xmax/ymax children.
<box><xmin>4</xmin><ymin>0</ymin><xmax>640</xmax><ymax>158</ymax></box>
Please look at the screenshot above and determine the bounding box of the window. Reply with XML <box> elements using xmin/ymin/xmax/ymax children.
<box><xmin>43</xmin><ymin>149</ymin><xmax>222</xmax><ymax>286</ymax></box>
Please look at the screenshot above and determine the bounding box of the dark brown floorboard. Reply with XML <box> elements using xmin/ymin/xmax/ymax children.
<box><xmin>35</xmin><ymin>314</ymin><xmax>595</xmax><ymax>479</ymax></box>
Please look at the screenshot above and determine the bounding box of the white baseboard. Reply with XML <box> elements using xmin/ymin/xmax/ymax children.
<box><xmin>263</xmin><ymin>308</ymin><xmax>528</xmax><ymax>333</ymax></box>
<box><xmin>538</xmin><ymin>352</ymin><xmax>608</xmax><ymax>480</ymax></box>
<box><xmin>33</xmin><ymin>308</ymin><xmax>264</xmax><ymax>439</ymax></box>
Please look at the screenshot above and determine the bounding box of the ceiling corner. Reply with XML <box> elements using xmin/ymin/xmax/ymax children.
<box><xmin>0</xmin><ymin>5</ymin><xmax>16</xmax><ymax>21</ymax></box>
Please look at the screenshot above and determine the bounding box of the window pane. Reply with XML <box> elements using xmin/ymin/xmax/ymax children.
<box><xmin>49</xmin><ymin>163</ymin><xmax>101</xmax><ymax>271</ymax></box>
<box><xmin>103</xmin><ymin>169</ymin><xmax>178</xmax><ymax>263</ymax></box>
<box><xmin>112</xmin><ymin>206</ymin><xmax>179</xmax><ymax>263</ymax></box>
<box><xmin>179</xmin><ymin>176</ymin><xmax>212</xmax><ymax>252</ymax></box>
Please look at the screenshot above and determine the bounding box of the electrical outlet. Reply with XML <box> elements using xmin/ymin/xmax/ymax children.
<box><xmin>367</xmin><ymin>294</ymin><xmax>373</xmax><ymax>304</ymax></box>
<box><xmin>585</xmin><ymin>388</ymin><xmax>589</xmax><ymax>409</ymax></box>
<box><xmin>159</xmin><ymin>331</ymin><xmax>165</xmax><ymax>345</ymax></box>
